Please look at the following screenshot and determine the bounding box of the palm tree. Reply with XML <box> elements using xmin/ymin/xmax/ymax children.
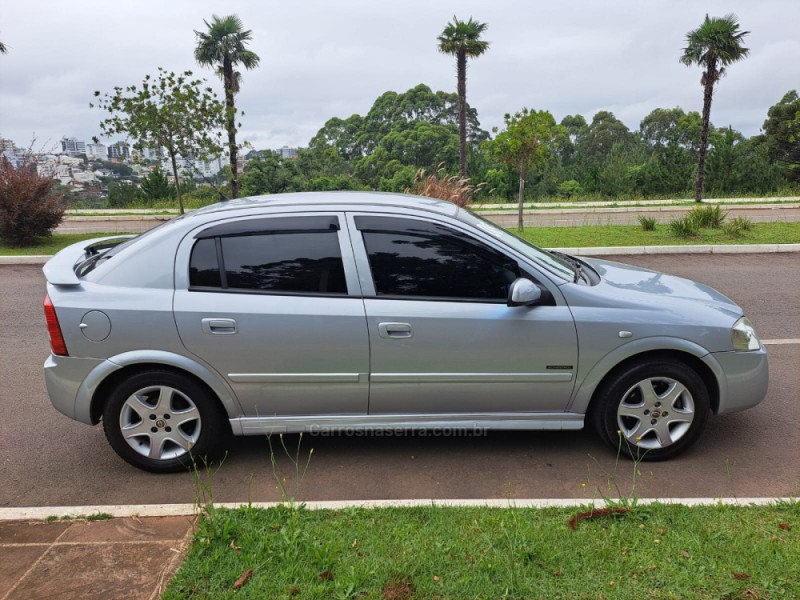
<box><xmin>0</xmin><ymin>37</ymin><xmax>8</xmax><ymax>54</ymax></box>
<box><xmin>438</xmin><ymin>16</ymin><xmax>489</xmax><ymax>179</ymax></box>
<box><xmin>194</xmin><ymin>14</ymin><xmax>260</xmax><ymax>199</ymax></box>
<box><xmin>680</xmin><ymin>14</ymin><xmax>749</xmax><ymax>202</ymax></box>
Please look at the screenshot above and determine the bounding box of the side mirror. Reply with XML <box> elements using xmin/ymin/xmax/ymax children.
<box><xmin>507</xmin><ymin>278</ymin><xmax>542</xmax><ymax>307</ymax></box>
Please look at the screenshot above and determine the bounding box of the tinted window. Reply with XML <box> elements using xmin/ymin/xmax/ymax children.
<box><xmin>358</xmin><ymin>217</ymin><xmax>520</xmax><ymax>300</ymax></box>
<box><xmin>222</xmin><ymin>232</ymin><xmax>346</xmax><ymax>293</ymax></box>
<box><xmin>189</xmin><ymin>228</ymin><xmax>347</xmax><ymax>295</ymax></box>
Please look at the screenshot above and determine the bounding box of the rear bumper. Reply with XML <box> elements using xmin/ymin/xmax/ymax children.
<box><xmin>712</xmin><ymin>346</ymin><xmax>769</xmax><ymax>414</ymax></box>
<box><xmin>43</xmin><ymin>354</ymin><xmax>106</xmax><ymax>424</ymax></box>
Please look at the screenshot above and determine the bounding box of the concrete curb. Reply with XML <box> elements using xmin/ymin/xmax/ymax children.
<box><xmin>3</xmin><ymin>243</ymin><xmax>799</xmax><ymax>265</ymax></box>
<box><xmin>0</xmin><ymin>255</ymin><xmax>52</xmax><ymax>264</ymax></box>
<box><xmin>557</xmin><ymin>243</ymin><xmax>800</xmax><ymax>256</ymax></box>
<box><xmin>1</xmin><ymin>498</ymin><xmax>794</xmax><ymax>521</ymax></box>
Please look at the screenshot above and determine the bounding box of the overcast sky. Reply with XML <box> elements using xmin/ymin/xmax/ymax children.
<box><xmin>1</xmin><ymin>0</ymin><xmax>798</xmax><ymax>153</ymax></box>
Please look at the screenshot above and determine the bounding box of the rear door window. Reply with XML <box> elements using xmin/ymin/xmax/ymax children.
<box><xmin>189</xmin><ymin>216</ymin><xmax>347</xmax><ymax>295</ymax></box>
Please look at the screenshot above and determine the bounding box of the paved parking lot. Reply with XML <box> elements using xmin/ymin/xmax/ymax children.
<box><xmin>0</xmin><ymin>253</ymin><xmax>797</xmax><ymax>508</ymax></box>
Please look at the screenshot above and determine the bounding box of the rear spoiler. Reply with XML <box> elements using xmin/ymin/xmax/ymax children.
<box><xmin>42</xmin><ymin>235</ymin><xmax>135</xmax><ymax>285</ymax></box>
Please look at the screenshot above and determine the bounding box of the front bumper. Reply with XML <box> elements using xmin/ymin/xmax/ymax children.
<box><xmin>712</xmin><ymin>346</ymin><xmax>769</xmax><ymax>414</ymax></box>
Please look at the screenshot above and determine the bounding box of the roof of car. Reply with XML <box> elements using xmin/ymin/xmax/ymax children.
<box><xmin>188</xmin><ymin>191</ymin><xmax>461</xmax><ymax>219</ymax></box>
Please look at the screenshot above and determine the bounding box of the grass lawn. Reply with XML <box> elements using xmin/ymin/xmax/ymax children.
<box><xmin>518</xmin><ymin>221</ymin><xmax>800</xmax><ymax>248</ymax></box>
<box><xmin>164</xmin><ymin>503</ymin><xmax>799</xmax><ymax>599</ymax></box>
<box><xmin>3</xmin><ymin>222</ymin><xmax>799</xmax><ymax>256</ymax></box>
<box><xmin>0</xmin><ymin>232</ymin><xmax>133</xmax><ymax>255</ymax></box>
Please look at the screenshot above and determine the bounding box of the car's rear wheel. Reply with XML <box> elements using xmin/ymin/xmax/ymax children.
<box><xmin>591</xmin><ymin>359</ymin><xmax>710</xmax><ymax>461</ymax></box>
<box><xmin>102</xmin><ymin>370</ymin><xmax>227</xmax><ymax>472</ymax></box>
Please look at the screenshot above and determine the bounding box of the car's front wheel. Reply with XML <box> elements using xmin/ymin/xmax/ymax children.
<box><xmin>591</xmin><ymin>359</ymin><xmax>710</xmax><ymax>461</ymax></box>
<box><xmin>102</xmin><ymin>370</ymin><xmax>228</xmax><ymax>472</ymax></box>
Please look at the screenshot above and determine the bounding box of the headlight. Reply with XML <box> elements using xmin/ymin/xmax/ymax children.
<box><xmin>732</xmin><ymin>317</ymin><xmax>760</xmax><ymax>351</ymax></box>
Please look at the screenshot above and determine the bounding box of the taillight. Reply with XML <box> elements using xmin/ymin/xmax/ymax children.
<box><xmin>43</xmin><ymin>295</ymin><xmax>69</xmax><ymax>356</ymax></box>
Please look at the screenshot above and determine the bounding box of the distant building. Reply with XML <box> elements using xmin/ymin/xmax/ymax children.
<box><xmin>243</xmin><ymin>147</ymin><xmax>298</xmax><ymax>164</ymax></box>
<box><xmin>61</xmin><ymin>137</ymin><xmax>86</xmax><ymax>156</ymax></box>
<box><xmin>161</xmin><ymin>152</ymin><xmax>223</xmax><ymax>180</ymax></box>
<box><xmin>1</xmin><ymin>149</ymin><xmax>24</xmax><ymax>169</ymax></box>
<box><xmin>108</xmin><ymin>141</ymin><xmax>131</xmax><ymax>161</ymax></box>
<box><xmin>278</xmin><ymin>146</ymin><xmax>298</xmax><ymax>159</ymax></box>
<box><xmin>138</xmin><ymin>146</ymin><xmax>164</xmax><ymax>161</ymax></box>
<box><xmin>1</xmin><ymin>139</ymin><xmax>26</xmax><ymax>168</ymax></box>
<box><xmin>86</xmin><ymin>143</ymin><xmax>108</xmax><ymax>161</ymax></box>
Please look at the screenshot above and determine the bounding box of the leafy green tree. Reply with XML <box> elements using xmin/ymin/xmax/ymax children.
<box><xmin>138</xmin><ymin>166</ymin><xmax>175</xmax><ymax>202</ymax></box>
<box><xmin>195</xmin><ymin>14</ymin><xmax>260</xmax><ymax>199</ymax></box>
<box><xmin>577</xmin><ymin>111</ymin><xmax>635</xmax><ymax>169</ymax></box>
<box><xmin>309</xmin><ymin>85</ymin><xmax>485</xmax><ymax>190</ymax></box>
<box><xmin>706</xmin><ymin>129</ymin><xmax>784</xmax><ymax>195</ymax></box>
<box><xmin>93</xmin><ymin>68</ymin><xmax>225</xmax><ymax>214</ymax></box>
<box><xmin>483</xmin><ymin>108</ymin><xmax>564</xmax><ymax>229</ymax></box>
<box><xmin>240</xmin><ymin>152</ymin><xmax>298</xmax><ymax>196</ymax></box>
<box><xmin>595</xmin><ymin>142</ymin><xmax>648</xmax><ymax>198</ymax></box>
<box><xmin>763</xmin><ymin>90</ymin><xmax>800</xmax><ymax>183</ymax></box>
<box><xmin>308</xmin><ymin>115</ymin><xmax>367</xmax><ymax>162</ymax></box>
<box><xmin>483</xmin><ymin>166</ymin><xmax>517</xmax><ymax>200</ymax></box>
<box><xmin>438</xmin><ymin>16</ymin><xmax>490</xmax><ymax>178</ymax></box>
<box><xmin>557</xmin><ymin>114</ymin><xmax>589</xmax><ymax>165</ymax></box>
<box><xmin>306</xmin><ymin>174</ymin><xmax>366</xmax><ymax>192</ymax></box>
<box><xmin>680</xmin><ymin>14</ymin><xmax>750</xmax><ymax>201</ymax></box>
<box><xmin>638</xmin><ymin>108</ymin><xmax>700</xmax><ymax>195</ymax></box>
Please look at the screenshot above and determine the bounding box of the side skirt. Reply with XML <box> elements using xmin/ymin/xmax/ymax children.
<box><xmin>228</xmin><ymin>413</ymin><xmax>585</xmax><ymax>436</ymax></box>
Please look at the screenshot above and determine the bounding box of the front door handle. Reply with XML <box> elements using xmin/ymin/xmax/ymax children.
<box><xmin>202</xmin><ymin>318</ymin><xmax>238</xmax><ymax>335</ymax></box>
<box><xmin>378</xmin><ymin>322</ymin><xmax>413</xmax><ymax>339</ymax></box>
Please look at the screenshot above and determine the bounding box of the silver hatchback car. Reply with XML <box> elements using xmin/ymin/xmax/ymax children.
<box><xmin>43</xmin><ymin>192</ymin><xmax>768</xmax><ymax>472</ymax></box>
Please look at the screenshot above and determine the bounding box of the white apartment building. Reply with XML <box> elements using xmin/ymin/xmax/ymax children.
<box><xmin>161</xmin><ymin>153</ymin><xmax>223</xmax><ymax>180</ymax></box>
<box><xmin>86</xmin><ymin>143</ymin><xmax>108</xmax><ymax>161</ymax></box>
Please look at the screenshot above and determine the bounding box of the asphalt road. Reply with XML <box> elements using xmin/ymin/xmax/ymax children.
<box><xmin>1</xmin><ymin>254</ymin><xmax>798</xmax><ymax>508</ymax></box>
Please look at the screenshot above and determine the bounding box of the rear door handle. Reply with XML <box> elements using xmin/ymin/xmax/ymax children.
<box><xmin>378</xmin><ymin>322</ymin><xmax>412</xmax><ymax>339</ymax></box>
<box><xmin>202</xmin><ymin>318</ymin><xmax>238</xmax><ymax>335</ymax></box>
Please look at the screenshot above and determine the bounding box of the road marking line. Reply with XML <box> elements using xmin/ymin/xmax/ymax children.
<box><xmin>763</xmin><ymin>339</ymin><xmax>800</xmax><ymax>345</ymax></box>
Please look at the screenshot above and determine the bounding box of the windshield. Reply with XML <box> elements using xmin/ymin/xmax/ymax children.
<box><xmin>458</xmin><ymin>210</ymin><xmax>576</xmax><ymax>282</ymax></box>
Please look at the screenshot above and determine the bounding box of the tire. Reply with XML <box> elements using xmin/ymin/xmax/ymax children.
<box><xmin>591</xmin><ymin>359</ymin><xmax>710</xmax><ymax>461</ymax></box>
<box><xmin>102</xmin><ymin>370</ymin><xmax>229</xmax><ymax>473</ymax></box>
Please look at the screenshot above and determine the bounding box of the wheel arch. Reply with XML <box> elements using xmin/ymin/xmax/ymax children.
<box><xmin>571</xmin><ymin>339</ymin><xmax>724</xmax><ymax>417</ymax></box>
<box><xmin>84</xmin><ymin>351</ymin><xmax>241</xmax><ymax>430</ymax></box>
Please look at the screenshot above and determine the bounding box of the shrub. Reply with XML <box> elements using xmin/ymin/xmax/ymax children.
<box><xmin>723</xmin><ymin>216</ymin><xmax>754</xmax><ymax>237</ymax></box>
<box><xmin>557</xmin><ymin>179</ymin><xmax>583</xmax><ymax>199</ymax></box>
<box><xmin>731</xmin><ymin>216</ymin><xmax>753</xmax><ymax>231</ymax></box>
<box><xmin>638</xmin><ymin>216</ymin><xmax>657</xmax><ymax>231</ymax></box>
<box><xmin>0</xmin><ymin>157</ymin><xmax>66</xmax><ymax>246</ymax></box>
<box><xmin>668</xmin><ymin>215</ymin><xmax>698</xmax><ymax>238</ymax></box>
<box><xmin>688</xmin><ymin>204</ymin><xmax>727</xmax><ymax>229</ymax></box>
